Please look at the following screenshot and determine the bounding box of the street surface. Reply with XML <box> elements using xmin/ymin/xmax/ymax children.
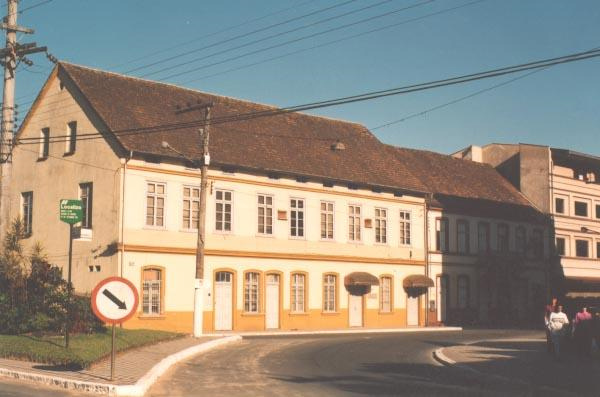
<box><xmin>0</xmin><ymin>329</ymin><xmax>586</xmax><ymax>396</ymax></box>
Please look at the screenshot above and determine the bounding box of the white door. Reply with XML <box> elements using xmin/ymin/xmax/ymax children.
<box><xmin>265</xmin><ymin>274</ymin><xmax>280</xmax><ymax>329</ymax></box>
<box><xmin>349</xmin><ymin>294</ymin><xmax>363</xmax><ymax>327</ymax></box>
<box><xmin>215</xmin><ymin>272</ymin><xmax>233</xmax><ymax>331</ymax></box>
<box><xmin>407</xmin><ymin>295</ymin><xmax>419</xmax><ymax>326</ymax></box>
<box><xmin>437</xmin><ymin>276</ymin><xmax>448</xmax><ymax>323</ymax></box>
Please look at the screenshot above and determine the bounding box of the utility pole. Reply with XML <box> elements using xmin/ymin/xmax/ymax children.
<box><xmin>193</xmin><ymin>105</ymin><xmax>212</xmax><ymax>337</ymax></box>
<box><xmin>0</xmin><ymin>0</ymin><xmax>46</xmax><ymax>238</ymax></box>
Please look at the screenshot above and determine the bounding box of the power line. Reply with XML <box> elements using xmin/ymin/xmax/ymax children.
<box><xmin>124</xmin><ymin>0</ymin><xmax>360</xmax><ymax>75</ymax></box>
<box><xmin>16</xmin><ymin>47</ymin><xmax>600</xmax><ymax>147</ymax></box>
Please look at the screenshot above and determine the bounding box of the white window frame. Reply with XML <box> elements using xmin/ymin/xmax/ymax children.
<box><xmin>142</xmin><ymin>268</ymin><xmax>162</xmax><ymax>316</ymax></box>
<box><xmin>290</xmin><ymin>198</ymin><xmax>305</xmax><ymax>239</ymax></box>
<box><xmin>574</xmin><ymin>199</ymin><xmax>590</xmax><ymax>218</ymax></box>
<box><xmin>399</xmin><ymin>210</ymin><xmax>411</xmax><ymax>246</ymax></box>
<box><xmin>348</xmin><ymin>204</ymin><xmax>361</xmax><ymax>242</ymax></box>
<box><xmin>244</xmin><ymin>272</ymin><xmax>260</xmax><ymax>313</ymax></box>
<box><xmin>215</xmin><ymin>189</ymin><xmax>233</xmax><ymax>233</ymax></box>
<box><xmin>575</xmin><ymin>238</ymin><xmax>590</xmax><ymax>258</ymax></box>
<box><xmin>320</xmin><ymin>201</ymin><xmax>334</xmax><ymax>240</ymax></box>
<box><xmin>457</xmin><ymin>219</ymin><xmax>469</xmax><ymax>254</ymax></box>
<box><xmin>145</xmin><ymin>181</ymin><xmax>166</xmax><ymax>228</ymax></box>
<box><xmin>290</xmin><ymin>273</ymin><xmax>306</xmax><ymax>313</ymax></box>
<box><xmin>21</xmin><ymin>191</ymin><xmax>33</xmax><ymax>236</ymax></box>
<box><xmin>65</xmin><ymin>121</ymin><xmax>77</xmax><ymax>154</ymax></box>
<box><xmin>182</xmin><ymin>185</ymin><xmax>200</xmax><ymax>231</ymax></box>
<box><xmin>39</xmin><ymin>128</ymin><xmax>49</xmax><ymax>159</ymax></box>
<box><xmin>79</xmin><ymin>182</ymin><xmax>93</xmax><ymax>230</ymax></box>
<box><xmin>374</xmin><ymin>207</ymin><xmax>387</xmax><ymax>244</ymax></box>
<box><xmin>257</xmin><ymin>194</ymin><xmax>273</xmax><ymax>235</ymax></box>
<box><xmin>323</xmin><ymin>274</ymin><xmax>337</xmax><ymax>312</ymax></box>
<box><xmin>379</xmin><ymin>276</ymin><xmax>392</xmax><ymax>313</ymax></box>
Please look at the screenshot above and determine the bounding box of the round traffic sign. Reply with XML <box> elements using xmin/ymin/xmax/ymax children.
<box><xmin>91</xmin><ymin>277</ymin><xmax>139</xmax><ymax>324</ymax></box>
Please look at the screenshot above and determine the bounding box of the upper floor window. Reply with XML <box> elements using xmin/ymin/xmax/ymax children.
<box><xmin>244</xmin><ymin>272</ymin><xmax>260</xmax><ymax>313</ymax></box>
<box><xmin>290</xmin><ymin>273</ymin><xmax>306</xmax><ymax>313</ymax></box>
<box><xmin>457</xmin><ymin>220</ymin><xmax>470</xmax><ymax>254</ymax></box>
<box><xmin>39</xmin><ymin>128</ymin><xmax>49</xmax><ymax>159</ymax></box>
<box><xmin>532</xmin><ymin>229</ymin><xmax>544</xmax><ymax>258</ymax></box>
<box><xmin>399</xmin><ymin>211</ymin><xmax>411</xmax><ymax>246</ymax></box>
<box><xmin>556</xmin><ymin>237</ymin><xmax>566</xmax><ymax>256</ymax></box>
<box><xmin>290</xmin><ymin>198</ymin><xmax>305</xmax><ymax>238</ymax></box>
<box><xmin>375</xmin><ymin>208</ymin><xmax>387</xmax><ymax>244</ymax></box>
<box><xmin>348</xmin><ymin>205</ymin><xmax>361</xmax><ymax>241</ymax></box>
<box><xmin>183</xmin><ymin>186</ymin><xmax>200</xmax><ymax>230</ymax></box>
<box><xmin>146</xmin><ymin>182</ymin><xmax>165</xmax><ymax>227</ymax></box>
<box><xmin>323</xmin><ymin>274</ymin><xmax>337</xmax><ymax>312</ymax></box>
<box><xmin>555</xmin><ymin>197</ymin><xmax>565</xmax><ymax>214</ymax></box>
<box><xmin>497</xmin><ymin>224</ymin><xmax>509</xmax><ymax>253</ymax></box>
<box><xmin>574</xmin><ymin>201</ymin><xmax>588</xmax><ymax>217</ymax></box>
<box><xmin>215</xmin><ymin>189</ymin><xmax>232</xmax><ymax>232</ymax></box>
<box><xmin>65</xmin><ymin>121</ymin><xmax>77</xmax><ymax>155</ymax></box>
<box><xmin>380</xmin><ymin>276</ymin><xmax>392</xmax><ymax>313</ymax></box>
<box><xmin>596</xmin><ymin>204</ymin><xmax>600</xmax><ymax>219</ymax></box>
<box><xmin>257</xmin><ymin>194</ymin><xmax>273</xmax><ymax>235</ymax></box>
<box><xmin>575</xmin><ymin>239</ymin><xmax>589</xmax><ymax>258</ymax></box>
<box><xmin>435</xmin><ymin>218</ymin><xmax>449</xmax><ymax>252</ymax></box>
<box><xmin>478</xmin><ymin>222</ymin><xmax>490</xmax><ymax>253</ymax></box>
<box><xmin>79</xmin><ymin>182</ymin><xmax>93</xmax><ymax>229</ymax></box>
<box><xmin>142</xmin><ymin>268</ymin><xmax>162</xmax><ymax>315</ymax></box>
<box><xmin>21</xmin><ymin>192</ymin><xmax>33</xmax><ymax>237</ymax></box>
<box><xmin>320</xmin><ymin>201</ymin><xmax>334</xmax><ymax>240</ymax></box>
<box><xmin>515</xmin><ymin>226</ymin><xmax>526</xmax><ymax>254</ymax></box>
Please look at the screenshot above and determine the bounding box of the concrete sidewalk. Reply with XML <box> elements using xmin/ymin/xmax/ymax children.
<box><xmin>435</xmin><ymin>332</ymin><xmax>600</xmax><ymax>396</ymax></box>
<box><xmin>0</xmin><ymin>335</ymin><xmax>241</xmax><ymax>396</ymax></box>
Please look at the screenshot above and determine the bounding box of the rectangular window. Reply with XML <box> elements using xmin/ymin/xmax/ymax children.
<box><xmin>596</xmin><ymin>204</ymin><xmax>600</xmax><ymax>219</ymax></box>
<box><xmin>348</xmin><ymin>205</ymin><xmax>361</xmax><ymax>241</ymax></box>
<box><xmin>142</xmin><ymin>268</ymin><xmax>162</xmax><ymax>315</ymax></box>
<box><xmin>244</xmin><ymin>272</ymin><xmax>260</xmax><ymax>313</ymax></box>
<box><xmin>79</xmin><ymin>182</ymin><xmax>93</xmax><ymax>229</ymax></box>
<box><xmin>574</xmin><ymin>201</ymin><xmax>588</xmax><ymax>217</ymax></box>
<box><xmin>257</xmin><ymin>194</ymin><xmax>273</xmax><ymax>235</ymax></box>
<box><xmin>375</xmin><ymin>208</ymin><xmax>387</xmax><ymax>244</ymax></box>
<box><xmin>497</xmin><ymin>224</ymin><xmax>509</xmax><ymax>253</ymax></box>
<box><xmin>532</xmin><ymin>229</ymin><xmax>544</xmax><ymax>258</ymax></box>
<box><xmin>515</xmin><ymin>226</ymin><xmax>526</xmax><ymax>254</ymax></box>
<box><xmin>182</xmin><ymin>186</ymin><xmax>200</xmax><ymax>230</ymax></box>
<box><xmin>597</xmin><ymin>241</ymin><xmax>600</xmax><ymax>259</ymax></box>
<box><xmin>65</xmin><ymin>121</ymin><xmax>76</xmax><ymax>154</ymax></box>
<box><xmin>323</xmin><ymin>274</ymin><xmax>336</xmax><ymax>312</ymax></box>
<box><xmin>399</xmin><ymin>211</ymin><xmax>411</xmax><ymax>245</ymax></box>
<box><xmin>291</xmin><ymin>273</ymin><xmax>305</xmax><ymax>313</ymax></box>
<box><xmin>576</xmin><ymin>239</ymin><xmax>589</xmax><ymax>258</ymax></box>
<box><xmin>320</xmin><ymin>201</ymin><xmax>334</xmax><ymax>240</ymax></box>
<box><xmin>39</xmin><ymin>128</ymin><xmax>49</xmax><ymax>159</ymax></box>
<box><xmin>436</xmin><ymin>218</ymin><xmax>449</xmax><ymax>252</ymax></box>
<box><xmin>146</xmin><ymin>182</ymin><xmax>165</xmax><ymax>227</ymax></box>
<box><xmin>290</xmin><ymin>199</ymin><xmax>305</xmax><ymax>238</ymax></box>
<box><xmin>555</xmin><ymin>197</ymin><xmax>565</xmax><ymax>214</ymax></box>
<box><xmin>380</xmin><ymin>276</ymin><xmax>392</xmax><ymax>313</ymax></box>
<box><xmin>556</xmin><ymin>237</ymin><xmax>566</xmax><ymax>256</ymax></box>
<box><xmin>457</xmin><ymin>220</ymin><xmax>469</xmax><ymax>254</ymax></box>
<box><xmin>21</xmin><ymin>192</ymin><xmax>33</xmax><ymax>236</ymax></box>
<box><xmin>215</xmin><ymin>189</ymin><xmax>232</xmax><ymax>232</ymax></box>
<box><xmin>457</xmin><ymin>276</ymin><xmax>469</xmax><ymax>309</ymax></box>
<box><xmin>478</xmin><ymin>222</ymin><xmax>490</xmax><ymax>253</ymax></box>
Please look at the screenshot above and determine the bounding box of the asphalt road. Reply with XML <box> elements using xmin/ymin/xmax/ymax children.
<box><xmin>0</xmin><ymin>329</ymin><xmax>546</xmax><ymax>397</ymax></box>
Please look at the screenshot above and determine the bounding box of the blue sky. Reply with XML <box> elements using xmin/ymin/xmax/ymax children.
<box><xmin>11</xmin><ymin>0</ymin><xmax>600</xmax><ymax>155</ymax></box>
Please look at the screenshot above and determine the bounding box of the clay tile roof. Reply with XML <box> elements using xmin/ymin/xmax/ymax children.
<box><xmin>58</xmin><ymin>62</ymin><xmax>427</xmax><ymax>194</ymax></box>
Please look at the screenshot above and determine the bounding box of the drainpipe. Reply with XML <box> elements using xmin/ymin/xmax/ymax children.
<box><xmin>119</xmin><ymin>150</ymin><xmax>133</xmax><ymax>278</ymax></box>
<box><xmin>424</xmin><ymin>193</ymin><xmax>431</xmax><ymax>326</ymax></box>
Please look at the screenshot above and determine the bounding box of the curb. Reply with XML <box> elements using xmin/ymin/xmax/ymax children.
<box><xmin>0</xmin><ymin>335</ymin><xmax>242</xmax><ymax>396</ymax></box>
<box><xmin>205</xmin><ymin>326</ymin><xmax>463</xmax><ymax>337</ymax></box>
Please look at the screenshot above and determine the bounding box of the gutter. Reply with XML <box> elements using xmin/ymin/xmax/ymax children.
<box><xmin>118</xmin><ymin>150</ymin><xmax>133</xmax><ymax>278</ymax></box>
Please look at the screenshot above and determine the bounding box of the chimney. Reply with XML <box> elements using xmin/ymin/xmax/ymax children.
<box><xmin>470</xmin><ymin>145</ymin><xmax>483</xmax><ymax>162</ymax></box>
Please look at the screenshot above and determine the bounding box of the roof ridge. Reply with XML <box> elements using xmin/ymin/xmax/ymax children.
<box><xmin>58</xmin><ymin>61</ymin><xmax>370</xmax><ymax>131</ymax></box>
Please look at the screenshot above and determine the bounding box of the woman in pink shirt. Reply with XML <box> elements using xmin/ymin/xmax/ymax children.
<box><xmin>574</xmin><ymin>307</ymin><xmax>593</xmax><ymax>356</ymax></box>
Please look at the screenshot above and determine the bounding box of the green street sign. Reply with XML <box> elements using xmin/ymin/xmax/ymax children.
<box><xmin>60</xmin><ymin>199</ymin><xmax>83</xmax><ymax>224</ymax></box>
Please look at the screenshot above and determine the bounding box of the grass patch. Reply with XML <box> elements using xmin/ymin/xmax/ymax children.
<box><xmin>0</xmin><ymin>328</ymin><xmax>183</xmax><ymax>369</ymax></box>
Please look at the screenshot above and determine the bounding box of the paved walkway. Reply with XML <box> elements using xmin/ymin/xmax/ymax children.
<box><xmin>0</xmin><ymin>336</ymin><xmax>216</xmax><ymax>385</ymax></box>
<box><xmin>441</xmin><ymin>333</ymin><xmax>600</xmax><ymax>396</ymax></box>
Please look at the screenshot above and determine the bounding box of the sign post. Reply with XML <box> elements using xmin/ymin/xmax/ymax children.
<box><xmin>59</xmin><ymin>199</ymin><xmax>83</xmax><ymax>348</ymax></box>
<box><xmin>91</xmin><ymin>277</ymin><xmax>139</xmax><ymax>381</ymax></box>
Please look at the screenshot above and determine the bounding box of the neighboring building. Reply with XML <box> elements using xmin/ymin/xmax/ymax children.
<box><xmin>11</xmin><ymin>62</ymin><xmax>436</xmax><ymax>333</ymax></box>
<box><xmin>390</xmin><ymin>147</ymin><xmax>550</xmax><ymax>327</ymax></box>
<box><xmin>454</xmin><ymin>144</ymin><xmax>600</xmax><ymax>315</ymax></box>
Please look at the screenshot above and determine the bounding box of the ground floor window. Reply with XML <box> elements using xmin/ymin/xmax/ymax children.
<box><xmin>142</xmin><ymin>268</ymin><xmax>162</xmax><ymax>315</ymax></box>
<box><xmin>291</xmin><ymin>273</ymin><xmax>306</xmax><ymax>313</ymax></box>
<box><xmin>380</xmin><ymin>276</ymin><xmax>392</xmax><ymax>313</ymax></box>
<box><xmin>323</xmin><ymin>274</ymin><xmax>337</xmax><ymax>312</ymax></box>
<box><xmin>244</xmin><ymin>272</ymin><xmax>260</xmax><ymax>313</ymax></box>
<box><xmin>457</xmin><ymin>275</ymin><xmax>469</xmax><ymax>309</ymax></box>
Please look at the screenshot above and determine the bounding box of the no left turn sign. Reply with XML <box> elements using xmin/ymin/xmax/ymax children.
<box><xmin>91</xmin><ymin>277</ymin><xmax>139</xmax><ymax>324</ymax></box>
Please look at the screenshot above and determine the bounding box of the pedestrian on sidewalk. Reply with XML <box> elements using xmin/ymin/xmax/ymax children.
<box><xmin>544</xmin><ymin>297</ymin><xmax>559</xmax><ymax>353</ymax></box>
<box><xmin>573</xmin><ymin>307</ymin><xmax>593</xmax><ymax>357</ymax></box>
<box><xmin>547</xmin><ymin>305</ymin><xmax>569</xmax><ymax>359</ymax></box>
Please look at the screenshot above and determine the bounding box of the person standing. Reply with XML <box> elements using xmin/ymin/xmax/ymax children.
<box><xmin>545</xmin><ymin>297</ymin><xmax>558</xmax><ymax>353</ymax></box>
<box><xmin>547</xmin><ymin>305</ymin><xmax>569</xmax><ymax>359</ymax></box>
<box><xmin>574</xmin><ymin>307</ymin><xmax>593</xmax><ymax>356</ymax></box>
